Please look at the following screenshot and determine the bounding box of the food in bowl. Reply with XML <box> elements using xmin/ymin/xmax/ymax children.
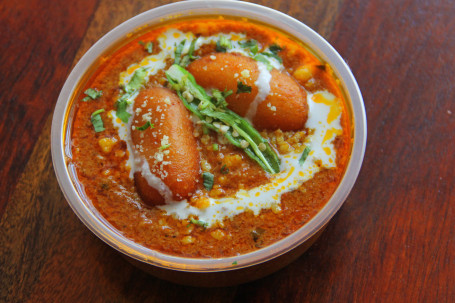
<box><xmin>69</xmin><ymin>17</ymin><xmax>352</xmax><ymax>258</ymax></box>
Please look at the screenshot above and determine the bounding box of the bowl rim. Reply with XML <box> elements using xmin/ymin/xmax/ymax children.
<box><xmin>51</xmin><ymin>0</ymin><xmax>366</xmax><ymax>272</ymax></box>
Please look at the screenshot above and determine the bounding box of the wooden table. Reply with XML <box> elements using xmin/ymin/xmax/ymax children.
<box><xmin>1</xmin><ymin>0</ymin><xmax>453</xmax><ymax>301</ymax></box>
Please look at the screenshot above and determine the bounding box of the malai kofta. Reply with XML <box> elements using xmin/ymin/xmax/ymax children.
<box><xmin>70</xmin><ymin>18</ymin><xmax>352</xmax><ymax>258</ymax></box>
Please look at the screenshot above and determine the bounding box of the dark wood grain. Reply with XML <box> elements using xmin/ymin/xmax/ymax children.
<box><xmin>1</xmin><ymin>0</ymin><xmax>454</xmax><ymax>302</ymax></box>
<box><xmin>0</xmin><ymin>0</ymin><xmax>102</xmax><ymax>218</ymax></box>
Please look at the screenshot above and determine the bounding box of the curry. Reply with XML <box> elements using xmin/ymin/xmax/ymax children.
<box><xmin>70</xmin><ymin>18</ymin><xmax>352</xmax><ymax>258</ymax></box>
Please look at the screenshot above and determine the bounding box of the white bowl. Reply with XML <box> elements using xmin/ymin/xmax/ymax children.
<box><xmin>51</xmin><ymin>0</ymin><xmax>366</xmax><ymax>286</ymax></box>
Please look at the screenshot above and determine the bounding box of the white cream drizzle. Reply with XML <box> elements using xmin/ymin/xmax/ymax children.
<box><xmin>110</xmin><ymin>29</ymin><xmax>342</xmax><ymax>227</ymax></box>
<box><xmin>158</xmin><ymin>92</ymin><xmax>343</xmax><ymax>226</ymax></box>
<box><xmin>245</xmin><ymin>61</ymin><xmax>272</xmax><ymax>122</ymax></box>
<box><xmin>110</xmin><ymin>111</ymin><xmax>176</xmax><ymax>202</ymax></box>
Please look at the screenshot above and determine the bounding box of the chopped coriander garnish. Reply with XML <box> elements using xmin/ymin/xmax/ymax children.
<box><xmin>115</xmin><ymin>99</ymin><xmax>131</xmax><ymax>123</ymax></box>
<box><xmin>188</xmin><ymin>38</ymin><xmax>198</xmax><ymax>60</ymax></box>
<box><xmin>212</xmin><ymin>143</ymin><xmax>219</xmax><ymax>151</ymax></box>
<box><xmin>178</xmin><ymin>39</ymin><xmax>199</xmax><ymax>67</ymax></box>
<box><xmin>126</xmin><ymin>67</ymin><xmax>147</xmax><ymax>92</ymax></box>
<box><xmin>299</xmin><ymin>146</ymin><xmax>311</xmax><ymax>165</ymax></box>
<box><xmin>82</xmin><ymin>88</ymin><xmax>102</xmax><ymax>101</ymax></box>
<box><xmin>114</xmin><ymin>67</ymin><xmax>148</xmax><ymax>125</ymax></box>
<box><xmin>237</xmin><ymin>81</ymin><xmax>252</xmax><ymax>94</ymax></box>
<box><xmin>90</xmin><ymin>109</ymin><xmax>105</xmax><ymax>132</ymax></box>
<box><xmin>91</xmin><ymin>109</ymin><xmax>105</xmax><ymax>116</ymax></box>
<box><xmin>261</xmin><ymin>44</ymin><xmax>284</xmax><ymax>63</ymax></box>
<box><xmin>202</xmin><ymin>172</ymin><xmax>214</xmax><ymax>190</ymax></box>
<box><xmin>240</xmin><ymin>40</ymin><xmax>259</xmax><ymax>54</ymax></box>
<box><xmin>137</xmin><ymin>121</ymin><xmax>153</xmax><ymax>131</ymax></box>
<box><xmin>220</xmin><ymin>164</ymin><xmax>229</xmax><ymax>174</ymax></box>
<box><xmin>138</xmin><ymin>41</ymin><xmax>153</xmax><ymax>53</ymax></box>
<box><xmin>159</xmin><ymin>144</ymin><xmax>170</xmax><ymax>150</ymax></box>
<box><xmin>232</xmin><ymin>261</ymin><xmax>238</xmax><ymax>265</ymax></box>
<box><xmin>211</xmin><ymin>89</ymin><xmax>232</xmax><ymax>107</ymax></box>
<box><xmin>190</xmin><ymin>218</ymin><xmax>209</xmax><ymax>229</ymax></box>
<box><xmin>262</xmin><ymin>52</ymin><xmax>283</xmax><ymax>63</ymax></box>
<box><xmin>215</xmin><ymin>36</ymin><xmax>232</xmax><ymax>53</ymax></box>
<box><xmin>145</xmin><ymin>42</ymin><xmax>153</xmax><ymax>53</ymax></box>
<box><xmin>253</xmin><ymin>54</ymin><xmax>274</xmax><ymax>71</ymax></box>
<box><xmin>174</xmin><ymin>40</ymin><xmax>186</xmax><ymax>65</ymax></box>
<box><xmin>269</xmin><ymin>44</ymin><xmax>283</xmax><ymax>53</ymax></box>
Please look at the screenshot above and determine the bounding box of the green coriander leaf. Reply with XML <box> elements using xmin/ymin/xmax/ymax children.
<box><xmin>220</xmin><ymin>164</ymin><xmax>229</xmax><ymax>174</ymax></box>
<box><xmin>91</xmin><ymin>109</ymin><xmax>105</xmax><ymax>116</ymax></box>
<box><xmin>212</xmin><ymin>143</ymin><xmax>219</xmax><ymax>151</ymax></box>
<box><xmin>262</xmin><ymin>51</ymin><xmax>283</xmax><ymax>63</ymax></box>
<box><xmin>188</xmin><ymin>38</ymin><xmax>198</xmax><ymax>60</ymax></box>
<box><xmin>253</xmin><ymin>54</ymin><xmax>273</xmax><ymax>71</ymax></box>
<box><xmin>262</xmin><ymin>50</ymin><xmax>283</xmax><ymax>63</ymax></box>
<box><xmin>137</xmin><ymin>121</ymin><xmax>153</xmax><ymax>131</ymax></box>
<box><xmin>159</xmin><ymin>144</ymin><xmax>170</xmax><ymax>150</ymax></box>
<box><xmin>139</xmin><ymin>41</ymin><xmax>153</xmax><ymax>53</ymax></box>
<box><xmin>190</xmin><ymin>218</ymin><xmax>209</xmax><ymax>228</ymax></box>
<box><xmin>269</xmin><ymin>44</ymin><xmax>283</xmax><ymax>53</ymax></box>
<box><xmin>180</xmin><ymin>55</ymin><xmax>190</xmax><ymax>67</ymax></box>
<box><xmin>216</xmin><ymin>36</ymin><xmax>232</xmax><ymax>53</ymax></box>
<box><xmin>202</xmin><ymin>172</ymin><xmax>214</xmax><ymax>190</ymax></box>
<box><xmin>82</xmin><ymin>88</ymin><xmax>102</xmax><ymax>101</ymax></box>
<box><xmin>299</xmin><ymin>146</ymin><xmax>311</xmax><ymax>165</ymax></box>
<box><xmin>237</xmin><ymin>81</ymin><xmax>252</xmax><ymax>94</ymax></box>
<box><xmin>115</xmin><ymin>99</ymin><xmax>131</xmax><ymax>123</ymax></box>
<box><xmin>240</xmin><ymin>40</ymin><xmax>259</xmax><ymax>54</ymax></box>
<box><xmin>126</xmin><ymin>67</ymin><xmax>147</xmax><ymax>92</ymax></box>
<box><xmin>211</xmin><ymin>89</ymin><xmax>228</xmax><ymax>108</ymax></box>
<box><xmin>90</xmin><ymin>109</ymin><xmax>105</xmax><ymax>132</ymax></box>
<box><xmin>146</xmin><ymin>42</ymin><xmax>153</xmax><ymax>53</ymax></box>
<box><xmin>232</xmin><ymin>261</ymin><xmax>238</xmax><ymax>265</ymax></box>
<box><xmin>222</xmin><ymin>89</ymin><xmax>233</xmax><ymax>99</ymax></box>
<box><xmin>174</xmin><ymin>40</ymin><xmax>186</xmax><ymax>65</ymax></box>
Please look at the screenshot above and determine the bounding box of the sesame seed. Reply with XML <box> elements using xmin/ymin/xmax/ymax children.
<box><xmin>220</xmin><ymin>125</ymin><xmax>229</xmax><ymax>133</ymax></box>
<box><xmin>240</xmin><ymin>69</ymin><xmax>250</xmax><ymax>78</ymax></box>
<box><xmin>182</xmin><ymin>90</ymin><xmax>194</xmax><ymax>102</ymax></box>
<box><xmin>240</xmin><ymin>140</ymin><xmax>249</xmax><ymax>148</ymax></box>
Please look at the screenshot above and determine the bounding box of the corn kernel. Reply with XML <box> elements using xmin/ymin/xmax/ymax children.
<box><xmin>181</xmin><ymin>236</ymin><xmax>195</xmax><ymax>245</ymax></box>
<box><xmin>195</xmin><ymin>196</ymin><xmax>210</xmax><ymax>209</ymax></box>
<box><xmin>293</xmin><ymin>65</ymin><xmax>313</xmax><ymax>82</ymax></box>
<box><xmin>279</xmin><ymin>142</ymin><xmax>290</xmax><ymax>153</ymax></box>
<box><xmin>210</xmin><ymin>229</ymin><xmax>226</xmax><ymax>240</ymax></box>
<box><xmin>201</xmin><ymin>159</ymin><xmax>211</xmax><ymax>172</ymax></box>
<box><xmin>182</xmin><ymin>225</ymin><xmax>194</xmax><ymax>235</ymax></box>
<box><xmin>217</xmin><ymin>175</ymin><xmax>227</xmax><ymax>185</ymax></box>
<box><xmin>224</xmin><ymin>154</ymin><xmax>242</xmax><ymax>167</ymax></box>
<box><xmin>271</xmin><ymin>203</ymin><xmax>282</xmax><ymax>214</ymax></box>
<box><xmin>98</xmin><ymin>137</ymin><xmax>117</xmax><ymax>153</ymax></box>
